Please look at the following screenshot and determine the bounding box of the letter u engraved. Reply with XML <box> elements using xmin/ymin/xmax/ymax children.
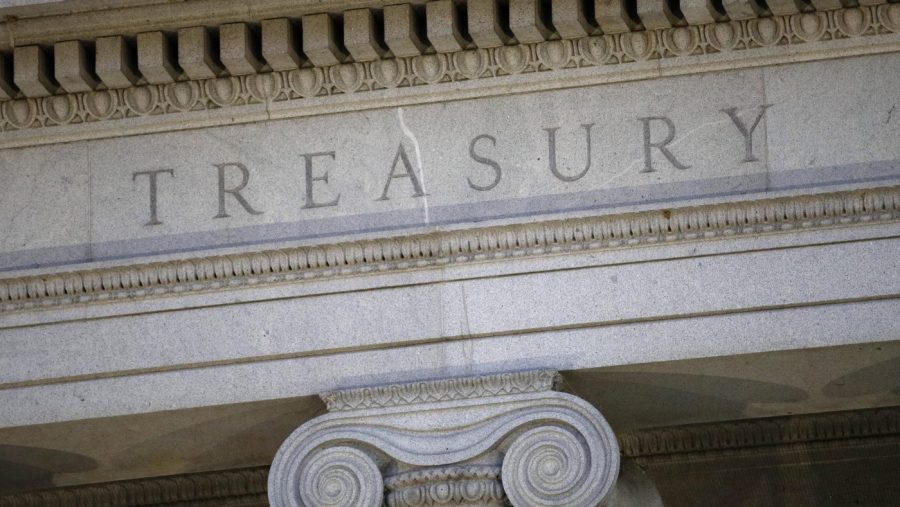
<box><xmin>544</xmin><ymin>124</ymin><xmax>594</xmax><ymax>182</ymax></box>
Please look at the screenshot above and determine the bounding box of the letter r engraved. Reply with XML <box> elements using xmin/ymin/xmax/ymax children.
<box><xmin>639</xmin><ymin>116</ymin><xmax>691</xmax><ymax>173</ymax></box>
<box><xmin>468</xmin><ymin>134</ymin><xmax>502</xmax><ymax>192</ymax></box>
<box><xmin>722</xmin><ymin>104</ymin><xmax>772</xmax><ymax>163</ymax></box>
<box><xmin>544</xmin><ymin>124</ymin><xmax>594</xmax><ymax>182</ymax></box>
<box><xmin>301</xmin><ymin>151</ymin><xmax>341</xmax><ymax>209</ymax></box>
<box><xmin>214</xmin><ymin>162</ymin><xmax>263</xmax><ymax>218</ymax></box>
<box><xmin>132</xmin><ymin>168</ymin><xmax>175</xmax><ymax>226</ymax></box>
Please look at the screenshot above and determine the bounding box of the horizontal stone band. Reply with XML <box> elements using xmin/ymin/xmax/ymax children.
<box><xmin>1</xmin><ymin>186</ymin><xmax>897</xmax><ymax>314</ymax></box>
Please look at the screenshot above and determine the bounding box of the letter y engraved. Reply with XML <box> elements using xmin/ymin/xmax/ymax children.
<box><xmin>722</xmin><ymin>104</ymin><xmax>772</xmax><ymax>163</ymax></box>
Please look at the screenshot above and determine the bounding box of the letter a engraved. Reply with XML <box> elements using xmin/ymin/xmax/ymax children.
<box><xmin>214</xmin><ymin>162</ymin><xmax>263</xmax><ymax>218</ymax></box>
<box><xmin>468</xmin><ymin>134</ymin><xmax>502</xmax><ymax>191</ymax></box>
<box><xmin>132</xmin><ymin>168</ymin><xmax>175</xmax><ymax>226</ymax></box>
<box><xmin>544</xmin><ymin>124</ymin><xmax>594</xmax><ymax>182</ymax></box>
<box><xmin>378</xmin><ymin>143</ymin><xmax>425</xmax><ymax>201</ymax></box>
<box><xmin>639</xmin><ymin>116</ymin><xmax>691</xmax><ymax>173</ymax></box>
<box><xmin>722</xmin><ymin>105</ymin><xmax>772</xmax><ymax>163</ymax></box>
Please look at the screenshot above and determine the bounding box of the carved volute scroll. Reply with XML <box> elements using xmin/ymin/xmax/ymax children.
<box><xmin>295</xmin><ymin>446</ymin><xmax>384</xmax><ymax>507</ymax></box>
<box><xmin>268</xmin><ymin>370</ymin><xmax>621</xmax><ymax>506</ymax></box>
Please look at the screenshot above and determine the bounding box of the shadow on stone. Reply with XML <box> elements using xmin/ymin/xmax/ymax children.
<box><xmin>0</xmin><ymin>445</ymin><xmax>97</xmax><ymax>494</ymax></box>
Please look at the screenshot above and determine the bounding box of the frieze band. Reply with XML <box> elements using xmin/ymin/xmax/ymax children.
<box><xmin>129</xmin><ymin>105</ymin><xmax>766</xmax><ymax>228</ymax></box>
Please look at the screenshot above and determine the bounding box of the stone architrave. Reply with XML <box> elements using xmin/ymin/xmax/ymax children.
<box><xmin>268</xmin><ymin>371</ymin><xmax>622</xmax><ymax>506</ymax></box>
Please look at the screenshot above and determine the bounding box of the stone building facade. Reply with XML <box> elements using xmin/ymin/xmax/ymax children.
<box><xmin>0</xmin><ymin>0</ymin><xmax>898</xmax><ymax>505</ymax></box>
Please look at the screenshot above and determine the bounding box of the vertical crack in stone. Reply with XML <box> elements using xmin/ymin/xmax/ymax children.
<box><xmin>397</xmin><ymin>106</ymin><xmax>430</xmax><ymax>224</ymax></box>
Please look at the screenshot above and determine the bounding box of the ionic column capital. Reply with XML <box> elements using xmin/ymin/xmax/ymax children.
<box><xmin>268</xmin><ymin>370</ymin><xmax>620</xmax><ymax>507</ymax></box>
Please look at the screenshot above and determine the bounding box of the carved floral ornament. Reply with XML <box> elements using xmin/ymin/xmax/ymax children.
<box><xmin>268</xmin><ymin>371</ymin><xmax>624</xmax><ymax>507</ymax></box>
<box><xmin>0</xmin><ymin>1</ymin><xmax>897</xmax><ymax>147</ymax></box>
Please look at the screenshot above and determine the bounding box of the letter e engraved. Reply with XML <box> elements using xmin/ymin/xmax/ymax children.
<box><xmin>132</xmin><ymin>169</ymin><xmax>175</xmax><ymax>226</ymax></box>
<box><xmin>378</xmin><ymin>143</ymin><xmax>425</xmax><ymax>201</ymax></box>
<box><xmin>468</xmin><ymin>134</ymin><xmax>502</xmax><ymax>191</ymax></box>
<box><xmin>301</xmin><ymin>151</ymin><xmax>341</xmax><ymax>209</ymax></box>
<box><xmin>214</xmin><ymin>162</ymin><xmax>264</xmax><ymax>218</ymax></box>
<box><xmin>722</xmin><ymin>105</ymin><xmax>772</xmax><ymax>163</ymax></box>
<box><xmin>639</xmin><ymin>116</ymin><xmax>691</xmax><ymax>173</ymax></box>
<box><xmin>544</xmin><ymin>124</ymin><xmax>594</xmax><ymax>182</ymax></box>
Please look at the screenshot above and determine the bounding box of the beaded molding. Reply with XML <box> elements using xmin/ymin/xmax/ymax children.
<box><xmin>1</xmin><ymin>186</ymin><xmax>898</xmax><ymax>314</ymax></box>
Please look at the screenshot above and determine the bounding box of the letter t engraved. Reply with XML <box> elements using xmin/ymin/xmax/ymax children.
<box><xmin>722</xmin><ymin>105</ymin><xmax>772</xmax><ymax>163</ymax></box>
<box><xmin>132</xmin><ymin>169</ymin><xmax>175</xmax><ymax>226</ymax></box>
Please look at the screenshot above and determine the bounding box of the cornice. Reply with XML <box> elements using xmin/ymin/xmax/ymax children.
<box><xmin>0</xmin><ymin>1</ymin><xmax>381</xmax><ymax>46</ymax></box>
<box><xmin>0</xmin><ymin>2</ymin><xmax>897</xmax><ymax>148</ymax></box>
<box><xmin>1</xmin><ymin>186</ymin><xmax>898</xmax><ymax>315</ymax></box>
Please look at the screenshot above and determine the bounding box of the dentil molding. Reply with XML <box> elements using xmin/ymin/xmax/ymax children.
<box><xmin>0</xmin><ymin>1</ymin><xmax>897</xmax><ymax>148</ymax></box>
